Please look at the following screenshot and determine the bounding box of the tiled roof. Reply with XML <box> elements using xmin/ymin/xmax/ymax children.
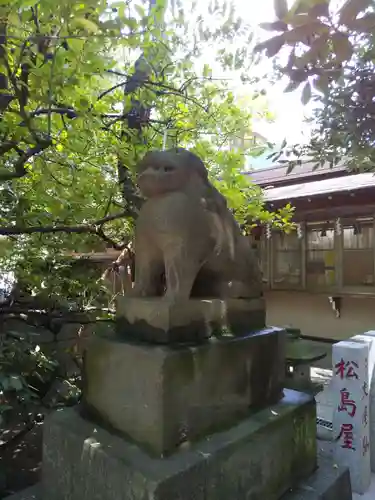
<box><xmin>263</xmin><ymin>172</ymin><xmax>375</xmax><ymax>202</ymax></box>
<box><xmin>248</xmin><ymin>161</ymin><xmax>348</xmax><ymax>186</ymax></box>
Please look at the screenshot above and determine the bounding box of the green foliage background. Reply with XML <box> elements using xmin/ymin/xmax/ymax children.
<box><xmin>258</xmin><ymin>0</ymin><xmax>375</xmax><ymax>170</ymax></box>
<box><xmin>0</xmin><ymin>0</ymin><xmax>294</xmax><ymax>299</ymax></box>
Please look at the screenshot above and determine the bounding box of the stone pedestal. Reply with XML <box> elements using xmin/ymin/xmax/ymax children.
<box><xmin>116</xmin><ymin>297</ymin><xmax>266</xmax><ymax>343</ymax></box>
<box><xmin>83</xmin><ymin>327</ymin><xmax>286</xmax><ymax>456</ymax></box>
<box><xmin>5</xmin><ymin>454</ymin><xmax>353</xmax><ymax>500</ymax></box>
<box><xmin>42</xmin><ymin>390</ymin><xmax>317</xmax><ymax>500</ymax></box>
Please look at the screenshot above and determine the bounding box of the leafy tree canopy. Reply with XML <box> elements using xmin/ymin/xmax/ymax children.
<box><xmin>256</xmin><ymin>0</ymin><xmax>375</xmax><ymax>171</ymax></box>
<box><xmin>0</xmin><ymin>0</ymin><xmax>299</xmax><ymax>427</ymax></box>
<box><xmin>0</xmin><ymin>0</ymin><xmax>294</xmax><ymax>300</ymax></box>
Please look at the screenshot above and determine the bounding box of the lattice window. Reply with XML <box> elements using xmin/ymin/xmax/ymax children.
<box><xmin>306</xmin><ymin>222</ymin><xmax>336</xmax><ymax>289</ymax></box>
<box><xmin>272</xmin><ymin>230</ymin><xmax>302</xmax><ymax>288</ymax></box>
<box><xmin>342</xmin><ymin>218</ymin><xmax>374</xmax><ymax>288</ymax></box>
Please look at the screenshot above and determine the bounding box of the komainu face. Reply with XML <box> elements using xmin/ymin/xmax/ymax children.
<box><xmin>136</xmin><ymin>148</ymin><xmax>209</xmax><ymax>199</ymax></box>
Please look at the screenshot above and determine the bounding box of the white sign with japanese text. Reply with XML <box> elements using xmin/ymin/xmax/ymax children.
<box><xmin>332</xmin><ymin>340</ymin><xmax>371</xmax><ymax>494</ymax></box>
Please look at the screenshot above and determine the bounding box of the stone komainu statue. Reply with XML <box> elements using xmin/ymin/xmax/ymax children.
<box><xmin>130</xmin><ymin>147</ymin><xmax>263</xmax><ymax>300</ymax></box>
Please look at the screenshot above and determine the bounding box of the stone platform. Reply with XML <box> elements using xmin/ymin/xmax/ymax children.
<box><xmin>83</xmin><ymin>327</ymin><xmax>285</xmax><ymax>456</ymax></box>
<box><xmin>281</xmin><ymin>455</ymin><xmax>352</xmax><ymax>499</ymax></box>
<box><xmin>4</xmin><ymin>456</ymin><xmax>352</xmax><ymax>500</ymax></box>
<box><xmin>41</xmin><ymin>390</ymin><xmax>316</xmax><ymax>500</ymax></box>
<box><xmin>116</xmin><ymin>297</ymin><xmax>266</xmax><ymax>343</ymax></box>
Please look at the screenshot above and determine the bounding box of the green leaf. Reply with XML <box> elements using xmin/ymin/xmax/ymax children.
<box><xmin>259</xmin><ymin>21</ymin><xmax>288</xmax><ymax>31</ymax></box>
<box><xmin>68</xmin><ymin>38</ymin><xmax>86</xmax><ymax>55</ymax></box>
<box><xmin>284</xmin><ymin>21</ymin><xmax>328</xmax><ymax>43</ymax></box>
<box><xmin>8</xmin><ymin>376</ymin><xmax>24</xmax><ymax>391</ymax></box>
<box><xmin>0</xmin><ymin>405</ymin><xmax>13</xmax><ymax>413</ymax></box>
<box><xmin>100</xmin><ymin>19</ymin><xmax>123</xmax><ymax>31</ymax></box>
<box><xmin>284</xmin><ymin>80</ymin><xmax>303</xmax><ymax>93</ymax></box>
<box><xmin>331</xmin><ymin>33</ymin><xmax>353</xmax><ymax>63</ymax></box>
<box><xmin>255</xmin><ymin>35</ymin><xmax>284</xmax><ymax>57</ymax></box>
<box><xmin>203</xmin><ymin>64</ymin><xmax>212</xmax><ymax>77</ymax></box>
<box><xmin>301</xmin><ymin>81</ymin><xmax>311</xmax><ymax>104</ymax></box>
<box><xmin>19</xmin><ymin>0</ymin><xmax>39</xmax><ymax>6</ymax></box>
<box><xmin>286</xmin><ymin>162</ymin><xmax>296</xmax><ymax>174</ymax></box>
<box><xmin>289</xmin><ymin>0</ymin><xmax>308</xmax><ymax>15</ymax></box>
<box><xmin>135</xmin><ymin>5</ymin><xmax>145</xmax><ymax>17</ymax></box>
<box><xmin>339</xmin><ymin>0</ymin><xmax>372</xmax><ymax>25</ymax></box>
<box><xmin>123</xmin><ymin>17</ymin><xmax>138</xmax><ymax>30</ymax></box>
<box><xmin>313</xmin><ymin>74</ymin><xmax>330</xmax><ymax>93</ymax></box>
<box><xmin>274</xmin><ymin>0</ymin><xmax>288</xmax><ymax>20</ymax></box>
<box><xmin>309</xmin><ymin>0</ymin><xmax>329</xmax><ymax>18</ymax></box>
<box><xmin>346</xmin><ymin>13</ymin><xmax>375</xmax><ymax>33</ymax></box>
<box><xmin>286</xmin><ymin>14</ymin><xmax>316</xmax><ymax>27</ymax></box>
<box><xmin>72</xmin><ymin>18</ymin><xmax>100</xmax><ymax>34</ymax></box>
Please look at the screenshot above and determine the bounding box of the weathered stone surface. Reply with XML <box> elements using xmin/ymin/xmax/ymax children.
<box><xmin>4</xmin><ymin>452</ymin><xmax>353</xmax><ymax>500</ymax></box>
<box><xmin>42</xmin><ymin>390</ymin><xmax>316</xmax><ymax>500</ymax></box>
<box><xmin>282</xmin><ymin>455</ymin><xmax>352</xmax><ymax>500</ymax></box>
<box><xmin>116</xmin><ymin>297</ymin><xmax>266</xmax><ymax>343</ymax></box>
<box><xmin>82</xmin><ymin>326</ymin><xmax>285</xmax><ymax>456</ymax></box>
<box><xmin>4</xmin><ymin>485</ymin><xmax>40</xmax><ymax>500</ymax></box>
<box><xmin>129</xmin><ymin>148</ymin><xmax>263</xmax><ymax>301</ymax></box>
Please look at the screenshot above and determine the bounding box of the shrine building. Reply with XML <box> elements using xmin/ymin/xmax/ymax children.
<box><xmin>250</xmin><ymin>162</ymin><xmax>375</xmax><ymax>341</ymax></box>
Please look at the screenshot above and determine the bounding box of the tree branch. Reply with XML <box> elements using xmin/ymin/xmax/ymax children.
<box><xmin>26</xmin><ymin>74</ymin><xmax>208</xmax><ymax>124</ymax></box>
<box><xmin>97</xmin><ymin>80</ymin><xmax>130</xmax><ymax>101</ymax></box>
<box><xmin>95</xmin><ymin>227</ymin><xmax>125</xmax><ymax>250</ymax></box>
<box><xmin>29</xmin><ymin>107</ymin><xmax>78</xmax><ymax>119</ymax></box>
<box><xmin>0</xmin><ymin>139</ymin><xmax>52</xmax><ymax>181</ymax></box>
<box><xmin>0</xmin><ymin>209</ymin><xmax>131</xmax><ymax>250</ymax></box>
<box><xmin>0</xmin><ymin>141</ymin><xmax>18</xmax><ymax>155</ymax></box>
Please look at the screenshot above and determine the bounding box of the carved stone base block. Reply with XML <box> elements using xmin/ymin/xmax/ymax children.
<box><xmin>42</xmin><ymin>391</ymin><xmax>317</xmax><ymax>500</ymax></box>
<box><xmin>83</xmin><ymin>327</ymin><xmax>285</xmax><ymax>456</ymax></box>
<box><xmin>116</xmin><ymin>297</ymin><xmax>266</xmax><ymax>343</ymax></box>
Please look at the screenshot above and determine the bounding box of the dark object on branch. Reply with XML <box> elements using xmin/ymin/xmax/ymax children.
<box><xmin>127</xmin><ymin>99</ymin><xmax>151</xmax><ymax>131</ymax></box>
<box><xmin>124</xmin><ymin>55</ymin><xmax>151</xmax><ymax>93</ymax></box>
<box><xmin>124</xmin><ymin>55</ymin><xmax>152</xmax><ymax>132</ymax></box>
<box><xmin>0</xmin><ymin>21</ymin><xmax>13</xmax><ymax>112</ymax></box>
<box><xmin>116</xmin><ymin>54</ymin><xmax>153</xmax><ymax>209</ymax></box>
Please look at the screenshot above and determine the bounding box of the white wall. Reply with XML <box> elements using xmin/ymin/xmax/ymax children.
<box><xmin>265</xmin><ymin>291</ymin><xmax>375</xmax><ymax>340</ymax></box>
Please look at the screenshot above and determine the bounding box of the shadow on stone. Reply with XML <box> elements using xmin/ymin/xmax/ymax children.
<box><xmin>82</xmin><ymin>326</ymin><xmax>286</xmax><ymax>456</ymax></box>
